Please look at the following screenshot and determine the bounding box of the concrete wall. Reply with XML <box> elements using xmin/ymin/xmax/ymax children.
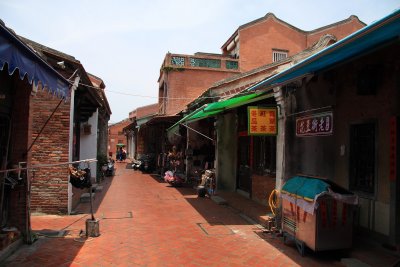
<box><xmin>80</xmin><ymin>110</ymin><xmax>99</xmax><ymax>178</ymax></box>
<box><xmin>216</xmin><ymin>112</ymin><xmax>237</xmax><ymax>191</ymax></box>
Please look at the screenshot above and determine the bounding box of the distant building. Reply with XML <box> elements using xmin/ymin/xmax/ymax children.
<box><xmin>108</xmin><ymin>119</ymin><xmax>131</xmax><ymax>159</ymax></box>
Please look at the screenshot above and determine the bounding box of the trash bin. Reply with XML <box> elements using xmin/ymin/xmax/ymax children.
<box><xmin>281</xmin><ymin>176</ymin><xmax>358</xmax><ymax>255</ymax></box>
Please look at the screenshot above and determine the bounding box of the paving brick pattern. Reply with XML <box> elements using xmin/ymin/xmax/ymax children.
<box><xmin>1</xmin><ymin>165</ymin><xmax>365</xmax><ymax>266</ymax></box>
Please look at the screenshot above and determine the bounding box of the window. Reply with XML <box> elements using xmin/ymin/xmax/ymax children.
<box><xmin>272</xmin><ymin>50</ymin><xmax>288</xmax><ymax>62</ymax></box>
<box><xmin>118</xmin><ymin>140</ymin><xmax>123</xmax><ymax>144</ymax></box>
<box><xmin>350</xmin><ymin>123</ymin><xmax>375</xmax><ymax>194</ymax></box>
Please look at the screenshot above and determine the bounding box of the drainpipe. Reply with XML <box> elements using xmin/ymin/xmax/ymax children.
<box><xmin>68</xmin><ymin>75</ymin><xmax>80</xmax><ymax>214</ymax></box>
<box><xmin>273</xmin><ymin>86</ymin><xmax>286</xmax><ymax>191</ymax></box>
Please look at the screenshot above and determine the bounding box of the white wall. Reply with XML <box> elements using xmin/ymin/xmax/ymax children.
<box><xmin>80</xmin><ymin>109</ymin><xmax>99</xmax><ymax>179</ymax></box>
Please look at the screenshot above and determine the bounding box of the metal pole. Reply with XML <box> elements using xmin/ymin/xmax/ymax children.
<box><xmin>0</xmin><ymin>158</ymin><xmax>98</xmax><ymax>173</ymax></box>
<box><xmin>89</xmin><ymin>187</ymin><xmax>94</xmax><ymax>220</ymax></box>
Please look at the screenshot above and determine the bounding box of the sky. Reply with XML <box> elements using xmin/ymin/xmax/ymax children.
<box><xmin>0</xmin><ymin>0</ymin><xmax>399</xmax><ymax>123</ymax></box>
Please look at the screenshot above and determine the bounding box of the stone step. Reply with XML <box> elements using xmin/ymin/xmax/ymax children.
<box><xmin>80</xmin><ymin>192</ymin><xmax>95</xmax><ymax>203</ymax></box>
<box><xmin>94</xmin><ymin>185</ymin><xmax>103</xmax><ymax>192</ymax></box>
<box><xmin>210</xmin><ymin>195</ymin><xmax>227</xmax><ymax>205</ymax></box>
<box><xmin>90</xmin><ymin>184</ymin><xmax>103</xmax><ymax>193</ymax></box>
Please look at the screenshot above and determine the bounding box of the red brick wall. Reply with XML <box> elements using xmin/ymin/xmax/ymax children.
<box><xmin>30</xmin><ymin>89</ymin><xmax>71</xmax><ymax>214</ymax></box>
<box><xmin>108</xmin><ymin>119</ymin><xmax>130</xmax><ymax>159</ymax></box>
<box><xmin>165</xmin><ymin>69</ymin><xmax>235</xmax><ymax>115</ymax></box>
<box><xmin>306</xmin><ymin>17</ymin><xmax>365</xmax><ymax>47</ymax></box>
<box><xmin>238</xmin><ymin>16</ymin><xmax>365</xmax><ymax>72</ymax></box>
<box><xmin>136</xmin><ymin>104</ymin><xmax>158</xmax><ymax>118</ymax></box>
<box><xmin>239</xmin><ymin>17</ymin><xmax>306</xmax><ymax>72</ymax></box>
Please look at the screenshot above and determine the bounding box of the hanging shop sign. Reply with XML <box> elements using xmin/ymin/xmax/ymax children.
<box><xmin>247</xmin><ymin>106</ymin><xmax>277</xmax><ymax>136</ymax></box>
<box><xmin>296</xmin><ymin>111</ymin><xmax>333</xmax><ymax>137</ymax></box>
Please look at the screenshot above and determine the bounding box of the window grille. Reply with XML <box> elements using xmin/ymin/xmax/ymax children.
<box><xmin>171</xmin><ymin>56</ymin><xmax>185</xmax><ymax>66</ymax></box>
<box><xmin>189</xmin><ymin>58</ymin><xmax>221</xmax><ymax>68</ymax></box>
<box><xmin>226</xmin><ymin>60</ymin><xmax>239</xmax><ymax>70</ymax></box>
<box><xmin>272</xmin><ymin>50</ymin><xmax>288</xmax><ymax>62</ymax></box>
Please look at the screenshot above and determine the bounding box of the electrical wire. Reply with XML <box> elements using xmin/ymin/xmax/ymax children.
<box><xmin>66</xmin><ymin>79</ymin><xmax>258</xmax><ymax>101</ymax></box>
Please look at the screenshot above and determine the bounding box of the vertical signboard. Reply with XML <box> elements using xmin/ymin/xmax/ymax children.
<box><xmin>247</xmin><ymin>106</ymin><xmax>277</xmax><ymax>136</ymax></box>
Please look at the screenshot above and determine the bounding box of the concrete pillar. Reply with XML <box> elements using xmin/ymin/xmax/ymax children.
<box><xmin>273</xmin><ymin>86</ymin><xmax>286</xmax><ymax>191</ymax></box>
<box><xmin>68</xmin><ymin>75</ymin><xmax>80</xmax><ymax>214</ymax></box>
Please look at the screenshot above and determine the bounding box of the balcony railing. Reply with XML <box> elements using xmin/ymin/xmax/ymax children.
<box><xmin>165</xmin><ymin>54</ymin><xmax>239</xmax><ymax>72</ymax></box>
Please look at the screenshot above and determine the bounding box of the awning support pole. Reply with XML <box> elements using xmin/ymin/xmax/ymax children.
<box><xmin>181</xmin><ymin>123</ymin><xmax>214</xmax><ymax>142</ymax></box>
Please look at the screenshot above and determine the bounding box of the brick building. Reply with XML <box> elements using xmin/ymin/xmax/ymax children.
<box><xmin>158</xmin><ymin>53</ymin><xmax>240</xmax><ymax>116</ymax></box>
<box><xmin>159</xmin><ymin>13</ymin><xmax>365</xmax><ymax>118</ymax></box>
<box><xmin>221</xmin><ymin>13</ymin><xmax>365</xmax><ymax>72</ymax></box>
<box><xmin>0</xmin><ymin>21</ymin><xmax>71</xmax><ymax>253</ymax></box>
<box><xmin>108</xmin><ymin>119</ymin><xmax>130</xmax><ymax>159</ymax></box>
<box><xmin>164</xmin><ymin>13</ymin><xmax>365</xmax><ymax>207</ymax></box>
<box><xmin>124</xmin><ymin>104</ymin><xmax>159</xmax><ymax>160</ymax></box>
<box><xmin>18</xmin><ymin>37</ymin><xmax>110</xmax><ymax>214</ymax></box>
<box><xmin>179</xmin><ymin>34</ymin><xmax>339</xmax><ymax>205</ymax></box>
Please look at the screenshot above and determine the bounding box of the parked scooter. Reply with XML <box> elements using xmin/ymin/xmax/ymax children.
<box><xmin>101</xmin><ymin>158</ymin><xmax>115</xmax><ymax>177</ymax></box>
<box><xmin>131</xmin><ymin>158</ymin><xmax>141</xmax><ymax>170</ymax></box>
<box><xmin>132</xmin><ymin>154</ymin><xmax>155</xmax><ymax>172</ymax></box>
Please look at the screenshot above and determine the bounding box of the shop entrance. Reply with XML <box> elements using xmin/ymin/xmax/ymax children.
<box><xmin>237</xmin><ymin>135</ymin><xmax>251</xmax><ymax>194</ymax></box>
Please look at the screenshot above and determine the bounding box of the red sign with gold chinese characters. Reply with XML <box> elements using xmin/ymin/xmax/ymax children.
<box><xmin>296</xmin><ymin>112</ymin><xmax>333</xmax><ymax>137</ymax></box>
<box><xmin>247</xmin><ymin>106</ymin><xmax>277</xmax><ymax>136</ymax></box>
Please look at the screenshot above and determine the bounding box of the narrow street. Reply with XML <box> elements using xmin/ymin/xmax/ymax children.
<box><xmin>0</xmin><ymin>165</ymin><xmax>383</xmax><ymax>266</ymax></box>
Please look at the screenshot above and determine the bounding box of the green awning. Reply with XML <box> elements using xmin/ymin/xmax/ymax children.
<box><xmin>167</xmin><ymin>91</ymin><xmax>273</xmax><ymax>132</ymax></box>
<box><xmin>203</xmin><ymin>92</ymin><xmax>264</xmax><ymax>112</ymax></box>
<box><xmin>185</xmin><ymin>109</ymin><xmax>222</xmax><ymax>122</ymax></box>
<box><xmin>168</xmin><ymin>109</ymin><xmax>203</xmax><ymax>131</ymax></box>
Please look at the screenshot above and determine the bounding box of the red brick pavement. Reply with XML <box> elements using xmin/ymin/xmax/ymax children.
<box><xmin>2</xmin><ymin>164</ymin><xmax>399</xmax><ymax>266</ymax></box>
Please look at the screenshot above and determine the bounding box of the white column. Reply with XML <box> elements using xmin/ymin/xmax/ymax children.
<box><xmin>273</xmin><ymin>86</ymin><xmax>286</xmax><ymax>191</ymax></box>
<box><xmin>68</xmin><ymin>75</ymin><xmax>80</xmax><ymax>214</ymax></box>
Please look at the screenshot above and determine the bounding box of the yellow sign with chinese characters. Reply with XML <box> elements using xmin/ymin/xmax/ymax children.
<box><xmin>247</xmin><ymin>106</ymin><xmax>277</xmax><ymax>135</ymax></box>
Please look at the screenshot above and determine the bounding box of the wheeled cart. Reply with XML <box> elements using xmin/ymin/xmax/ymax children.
<box><xmin>281</xmin><ymin>176</ymin><xmax>358</xmax><ymax>256</ymax></box>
